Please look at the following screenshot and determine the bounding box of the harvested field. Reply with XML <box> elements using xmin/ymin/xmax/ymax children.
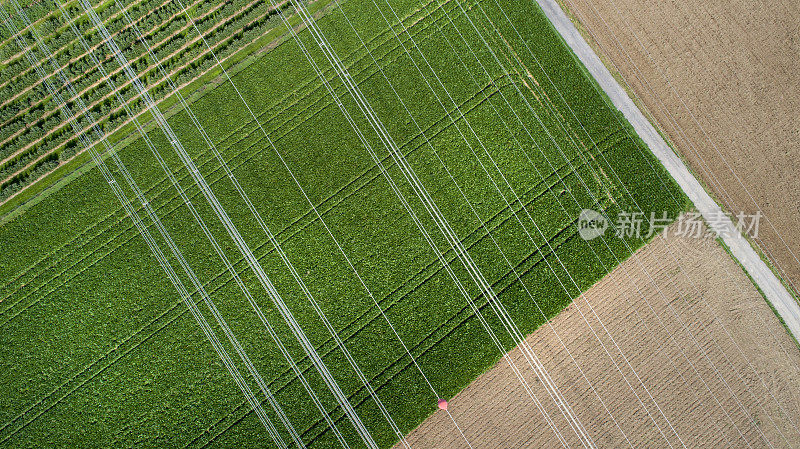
<box><xmin>398</xmin><ymin>220</ymin><xmax>800</xmax><ymax>448</ymax></box>
<box><xmin>557</xmin><ymin>0</ymin><xmax>800</xmax><ymax>294</ymax></box>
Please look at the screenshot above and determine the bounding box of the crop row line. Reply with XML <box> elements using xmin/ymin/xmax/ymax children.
<box><xmin>200</xmin><ymin>207</ymin><xmax>590</xmax><ymax>448</ymax></box>
<box><xmin>0</xmin><ymin>75</ymin><xmax>511</xmax><ymax>329</ymax></box>
<box><xmin>0</xmin><ymin>16</ymin><xmax>496</xmax><ymax>316</ymax></box>
<box><xmin>0</xmin><ymin>8</ymin><xmax>299</xmax><ymax>207</ymax></box>
<box><xmin>0</xmin><ymin>0</ymin><xmax>107</xmax><ymax>66</ymax></box>
<box><xmin>0</xmin><ymin>0</ymin><xmax>462</xmax><ymax>288</ymax></box>
<box><xmin>301</xmin><ymin>224</ymin><xmax>583</xmax><ymax>447</ymax></box>
<box><xmin>0</xmin><ymin>292</ymin><xmax>189</xmax><ymax>440</ymax></box>
<box><xmin>3</xmin><ymin>132</ymin><xmax>618</xmax><ymax>440</ymax></box>
<box><xmin>0</xmin><ymin>0</ymin><xmax>282</xmax><ymax>178</ymax></box>
<box><xmin>0</xmin><ymin>0</ymin><xmax>204</xmax><ymax>126</ymax></box>
<box><xmin>0</xmin><ymin>0</ymin><xmax>307</xmax><ymax>207</ymax></box>
<box><xmin>0</xmin><ymin>0</ymin><xmax>172</xmax><ymax>111</ymax></box>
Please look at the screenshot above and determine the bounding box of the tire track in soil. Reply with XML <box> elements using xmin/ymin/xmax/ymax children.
<box><xmin>200</xmin><ymin>209</ymin><xmax>595</xmax><ymax>448</ymax></box>
<box><xmin>0</xmin><ymin>68</ymin><xmax>512</xmax><ymax>321</ymax></box>
<box><xmin>1</xmin><ymin>135</ymin><xmax>619</xmax><ymax>441</ymax></box>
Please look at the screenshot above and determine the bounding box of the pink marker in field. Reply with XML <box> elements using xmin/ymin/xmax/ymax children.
<box><xmin>437</xmin><ymin>398</ymin><xmax>448</xmax><ymax>411</ymax></box>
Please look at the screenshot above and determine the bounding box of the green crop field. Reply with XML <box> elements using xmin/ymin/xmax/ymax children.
<box><xmin>0</xmin><ymin>0</ymin><xmax>686</xmax><ymax>447</ymax></box>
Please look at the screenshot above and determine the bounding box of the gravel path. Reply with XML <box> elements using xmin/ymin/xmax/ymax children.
<box><xmin>534</xmin><ymin>0</ymin><xmax>800</xmax><ymax>340</ymax></box>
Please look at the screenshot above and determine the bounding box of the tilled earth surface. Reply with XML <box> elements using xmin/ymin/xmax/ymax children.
<box><xmin>397</xmin><ymin>222</ymin><xmax>800</xmax><ymax>448</ymax></box>
<box><xmin>556</xmin><ymin>0</ymin><xmax>800</xmax><ymax>295</ymax></box>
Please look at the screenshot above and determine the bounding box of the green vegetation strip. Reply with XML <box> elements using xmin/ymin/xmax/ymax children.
<box><xmin>0</xmin><ymin>0</ymin><xmax>686</xmax><ymax>446</ymax></box>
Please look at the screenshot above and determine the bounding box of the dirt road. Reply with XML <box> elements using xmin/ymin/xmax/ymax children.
<box><xmin>531</xmin><ymin>0</ymin><xmax>800</xmax><ymax>339</ymax></box>
<box><xmin>554</xmin><ymin>0</ymin><xmax>800</xmax><ymax>296</ymax></box>
<box><xmin>397</xmin><ymin>223</ymin><xmax>800</xmax><ymax>448</ymax></box>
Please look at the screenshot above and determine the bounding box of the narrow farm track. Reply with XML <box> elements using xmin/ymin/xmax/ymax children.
<box><xmin>0</xmin><ymin>124</ymin><xmax>621</xmax><ymax>442</ymax></box>
<box><xmin>536</xmin><ymin>0</ymin><xmax>800</xmax><ymax>338</ymax></box>
<box><xmin>0</xmin><ymin>0</ymin><xmax>486</xmax><ymax>304</ymax></box>
<box><xmin>0</xmin><ymin>0</ymin><xmax>689</xmax><ymax>444</ymax></box>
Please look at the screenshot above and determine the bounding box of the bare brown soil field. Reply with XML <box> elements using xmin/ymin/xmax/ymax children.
<box><xmin>553</xmin><ymin>0</ymin><xmax>800</xmax><ymax>295</ymax></box>
<box><xmin>397</xmin><ymin>221</ymin><xmax>800</xmax><ymax>448</ymax></box>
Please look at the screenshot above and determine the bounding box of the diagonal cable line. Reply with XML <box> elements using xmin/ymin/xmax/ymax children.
<box><xmin>75</xmin><ymin>1</ymin><xmax>402</xmax><ymax>447</ymax></box>
<box><xmin>0</xmin><ymin>6</ymin><xmax>291</xmax><ymax>448</ymax></box>
<box><xmin>427</xmin><ymin>2</ymin><xmax>770</xmax><ymax>446</ymax></box>
<box><xmin>407</xmin><ymin>3</ymin><xmax>754</xmax><ymax>446</ymax></box>
<box><xmin>323</xmin><ymin>0</ymin><xmax>769</xmax><ymax>446</ymax></box>
<box><xmin>554</xmin><ymin>1</ymin><xmax>800</xmax><ymax>436</ymax></box>
<box><xmin>468</xmin><ymin>0</ymin><xmax>798</xmax><ymax>443</ymax></box>
<box><xmin>591</xmin><ymin>0</ymin><xmax>800</xmax><ymax>296</ymax></box>
<box><xmin>53</xmin><ymin>4</ymin><xmax>357</xmax><ymax>447</ymax></box>
<box><xmin>363</xmin><ymin>0</ymin><xmax>763</xmax><ymax>446</ymax></box>
<box><xmin>142</xmin><ymin>0</ymin><xmax>479</xmax><ymax>446</ymax></box>
<box><xmin>262</xmin><ymin>1</ymin><xmax>606</xmax><ymax>447</ymax></box>
<box><xmin>257</xmin><ymin>3</ymin><xmax>571</xmax><ymax>447</ymax></box>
